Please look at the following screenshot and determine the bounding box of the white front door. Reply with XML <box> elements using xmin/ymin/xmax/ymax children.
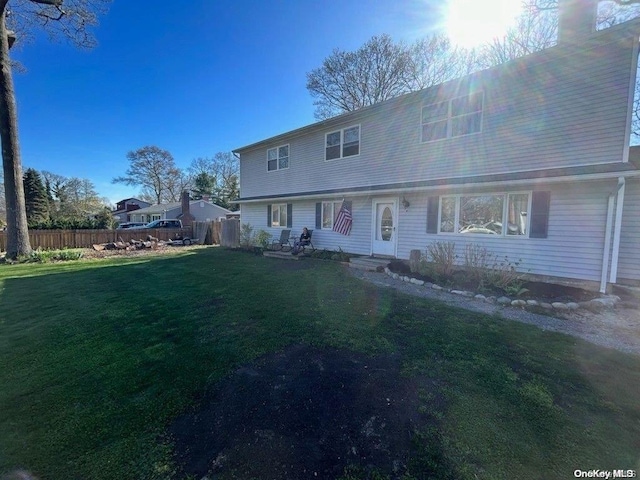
<box><xmin>372</xmin><ymin>199</ymin><xmax>397</xmax><ymax>256</ymax></box>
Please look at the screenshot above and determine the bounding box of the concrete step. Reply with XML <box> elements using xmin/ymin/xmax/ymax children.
<box><xmin>349</xmin><ymin>256</ymin><xmax>391</xmax><ymax>271</ymax></box>
<box><xmin>263</xmin><ymin>250</ymin><xmax>300</xmax><ymax>260</ymax></box>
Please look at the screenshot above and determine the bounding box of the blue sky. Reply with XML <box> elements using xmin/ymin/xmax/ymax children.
<box><xmin>10</xmin><ymin>0</ymin><xmax>445</xmax><ymax>204</ymax></box>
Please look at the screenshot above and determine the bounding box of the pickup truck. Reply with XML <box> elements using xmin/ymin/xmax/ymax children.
<box><xmin>132</xmin><ymin>219</ymin><xmax>183</xmax><ymax>229</ymax></box>
<box><xmin>133</xmin><ymin>219</ymin><xmax>196</xmax><ymax>245</ymax></box>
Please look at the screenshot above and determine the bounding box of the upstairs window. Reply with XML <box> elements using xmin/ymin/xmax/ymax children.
<box><xmin>422</xmin><ymin>91</ymin><xmax>483</xmax><ymax>142</ymax></box>
<box><xmin>326</xmin><ymin>125</ymin><xmax>360</xmax><ymax>160</ymax></box>
<box><xmin>267</xmin><ymin>144</ymin><xmax>289</xmax><ymax>171</ymax></box>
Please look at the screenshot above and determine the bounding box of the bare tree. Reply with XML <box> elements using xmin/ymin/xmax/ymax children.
<box><xmin>164</xmin><ymin>168</ymin><xmax>193</xmax><ymax>203</ymax></box>
<box><xmin>113</xmin><ymin>146</ymin><xmax>191</xmax><ymax>205</ymax></box>
<box><xmin>188</xmin><ymin>152</ymin><xmax>239</xmax><ymax>209</ymax></box>
<box><xmin>406</xmin><ymin>35</ymin><xmax>479</xmax><ymax>90</ymax></box>
<box><xmin>307</xmin><ymin>35</ymin><xmax>413</xmax><ymax>120</ymax></box>
<box><xmin>307</xmin><ymin>33</ymin><xmax>478</xmax><ymax>120</ymax></box>
<box><xmin>0</xmin><ymin>0</ymin><xmax>110</xmax><ymax>258</ymax></box>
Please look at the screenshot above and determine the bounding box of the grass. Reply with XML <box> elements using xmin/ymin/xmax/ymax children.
<box><xmin>0</xmin><ymin>247</ymin><xmax>639</xmax><ymax>479</ymax></box>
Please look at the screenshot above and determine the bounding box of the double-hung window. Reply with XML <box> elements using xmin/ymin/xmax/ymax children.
<box><xmin>438</xmin><ymin>192</ymin><xmax>530</xmax><ymax>236</ymax></box>
<box><xmin>422</xmin><ymin>91</ymin><xmax>483</xmax><ymax>142</ymax></box>
<box><xmin>321</xmin><ymin>201</ymin><xmax>342</xmax><ymax>229</ymax></box>
<box><xmin>267</xmin><ymin>145</ymin><xmax>289</xmax><ymax>171</ymax></box>
<box><xmin>270</xmin><ymin>203</ymin><xmax>288</xmax><ymax>227</ymax></box>
<box><xmin>325</xmin><ymin>125</ymin><xmax>360</xmax><ymax>160</ymax></box>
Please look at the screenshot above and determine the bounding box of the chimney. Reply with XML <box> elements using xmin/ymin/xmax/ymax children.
<box><xmin>557</xmin><ymin>0</ymin><xmax>598</xmax><ymax>46</ymax></box>
<box><xmin>180</xmin><ymin>190</ymin><xmax>195</xmax><ymax>227</ymax></box>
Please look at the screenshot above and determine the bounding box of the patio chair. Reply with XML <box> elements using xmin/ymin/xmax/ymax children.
<box><xmin>270</xmin><ymin>229</ymin><xmax>293</xmax><ymax>251</ymax></box>
<box><xmin>299</xmin><ymin>229</ymin><xmax>316</xmax><ymax>254</ymax></box>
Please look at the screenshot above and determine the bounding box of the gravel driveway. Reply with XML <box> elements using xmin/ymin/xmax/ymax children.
<box><xmin>349</xmin><ymin>268</ymin><xmax>640</xmax><ymax>356</ymax></box>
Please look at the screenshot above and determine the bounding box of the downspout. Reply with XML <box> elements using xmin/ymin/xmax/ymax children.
<box><xmin>601</xmin><ymin>193</ymin><xmax>615</xmax><ymax>294</ymax></box>
<box><xmin>609</xmin><ymin>177</ymin><xmax>626</xmax><ymax>284</ymax></box>
<box><xmin>600</xmin><ymin>178</ymin><xmax>626</xmax><ymax>293</ymax></box>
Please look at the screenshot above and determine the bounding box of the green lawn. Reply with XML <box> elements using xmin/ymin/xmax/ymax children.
<box><xmin>0</xmin><ymin>248</ymin><xmax>638</xmax><ymax>479</ymax></box>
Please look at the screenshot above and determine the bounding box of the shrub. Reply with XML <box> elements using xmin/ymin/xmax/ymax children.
<box><xmin>463</xmin><ymin>243</ymin><xmax>490</xmax><ymax>289</ymax></box>
<box><xmin>19</xmin><ymin>248</ymin><xmax>84</xmax><ymax>263</ymax></box>
<box><xmin>254</xmin><ymin>230</ymin><xmax>272</xmax><ymax>249</ymax></box>
<box><xmin>239</xmin><ymin>223</ymin><xmax>254</xmax><ymax>248</ymax></box>
<box><xmin>484</xmin><ymin>254</ymin><xmax>527</xmax><ymax>295</ymax></box>
<box><xmin>426</xmin><ymin>241</ymin><xmax>457</xmax><ymax>281</ymax></box>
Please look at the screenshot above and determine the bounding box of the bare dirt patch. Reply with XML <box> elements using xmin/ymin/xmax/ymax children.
<box><xmin>168</xmin><ymin>344</ymin><xmax>439</xmax><ymax>479</ymax></box>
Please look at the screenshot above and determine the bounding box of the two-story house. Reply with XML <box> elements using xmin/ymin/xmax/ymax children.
<box><xmin>112</xmin><ymin>198</ymin><xmax>152</xmax><ymax>223</ymax></box>
<box><xmin>234</xmin><ymin>2</ymin><xmax>640</xmax><ymax>292</ymax></box>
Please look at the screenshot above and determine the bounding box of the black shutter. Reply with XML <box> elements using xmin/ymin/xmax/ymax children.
<box><xmin>287</xmin><ymin>203</ymin><xmax>292</xmax><ymax>228</ymax></box>
<box><xmin>426</xmin><ymin>196</ymin><xmax>439</xmax><ymax>234</ymax></box>
<box><xmin>267</xmin><ymin>205</ymin><xmax>272</xmax><ymax>227</ymax></box>
<box><xmin>316</xmin><ymin>203</ymin><xmax>322</xmax><ymax>229</ymax></box>
<box><xmin>530</xmin><ymin>191</ymin><xmax>550</xmax><ymax>239</ymax></box>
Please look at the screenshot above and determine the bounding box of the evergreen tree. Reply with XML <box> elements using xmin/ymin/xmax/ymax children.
<box><xmin>22</xmin><ymin>168</ymin><xmax>48</xmax><ymax>226</ymax></box>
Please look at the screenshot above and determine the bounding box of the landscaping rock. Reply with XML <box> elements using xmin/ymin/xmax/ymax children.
<box><xmin>432</xmin><ymin>284</ymin><xmax>443</xmax><ymax>291</ymax></box>
<box><xmin>410</xmin><ymin>278</ymin><xmax>425</xmax><ymax>286</ymax></box>
<box><xmin>566</xmin><ymin>302</ymin><xmax>580</xmax><ymax>311</ymax></box>
<box><xmin>526</xmin><ymin>300</ymin><xmax>539</xmax><ymax>307</ymax></box>
<box><xmin>497</xmin><ymin>296</ymin><xmax>512</xmax><ymax>305</ymax></box>
<box><xmin>451</xmin><ymin>290</ymin><xmax>473</xmax><ymax>297</ymax></box>
<box><xmin>511</xmin><ymin>300</ymin><xmax>527</xmax><ymax>307</ymax></box>
<box><xmin>540</xmin><ymin>302</ymin><xmax>553</xmax><ymax>310</ymax></box>
<box><xmin>474</xmin><ymin>294</ymin><xmax>487</xmax><ymax>301</ymax></box>
<box><xmin>552</xmin><ymin>302</ymin><xmax>569</xmax><ymax>310</ymax></box>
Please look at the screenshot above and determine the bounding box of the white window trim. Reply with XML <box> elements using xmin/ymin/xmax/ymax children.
<box><xmin>267</xmin><ymin>144</ymin><xmax>290</xmax><ymax>172</ymax></box>
<box><xmin>421</xmin><ymin>91</ymin><xmax>484</xmax><ymax>143</ymax></box>
<box><xmin>437</xmin><ymin>191</ymin><xmax>531</xmax><ymax>237</ymax></box>
<box><xmin>271</xmin><ymin>203</ymin><xmax>287</xmax><ymax>228</ymax></box>
<box><xmin>321</xmin><ymin>201</ymin><xmax>343</xmax><ymax>229</ymax></box>
<box><xmin>325</xmin><ymin>124</ymin><xmax>361</xmax><ymax>161</ymax></box>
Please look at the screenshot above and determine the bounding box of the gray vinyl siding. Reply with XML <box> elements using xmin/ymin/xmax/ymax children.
<box><xmin>394</xmin><ymin>182</ymin><xmax>614</xmax><ymax>283</ymax></box>
<box><xmin>242</xmin><ymin>180</ymin><xmax>617</xmax><ymax>283</ymax></box>
<box><xmin>241</xmin><ymin>199</ymin><xmax>372</xmax><ymax>256</ymax></box>
<box><xmin>618</xmin><ymin>178</ymin><xmax>640</xmax><ymax>281</ymax></box>
<box><xmin>239</xmin><ymin>36</ymin><xmax>636</xmax><ymax>199</ymax></box>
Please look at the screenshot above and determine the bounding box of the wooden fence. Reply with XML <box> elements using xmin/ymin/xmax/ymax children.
<box><xmin>0</xmin><ymin>227</ymin><xmax>194</xmax><ymax>251</ymax></box>
<box><xmin>0</xmin><ymin>220</ymin><xmax>242</xmax><ymax>252</ymax></box>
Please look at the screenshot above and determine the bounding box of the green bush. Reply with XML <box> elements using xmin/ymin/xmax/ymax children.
<box><xmin>254</xmin><ymin>230</ymin><xmax>273</xmax><ymax>249</ymax></box>
<box><xmin>239</xmin><ymin>223</ymin><xmax>254</xmax><ymax>248</ymax></box>
<box><xmin>19</xmin><ymin>248</ymin><xmax>84</xmax><ymax>263</ymax></box>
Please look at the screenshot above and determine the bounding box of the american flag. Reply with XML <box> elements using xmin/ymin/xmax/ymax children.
<box><xmin>333</xmin><ymin>202</ymin><xmax>352</xmax><ymax>236</ymax></box>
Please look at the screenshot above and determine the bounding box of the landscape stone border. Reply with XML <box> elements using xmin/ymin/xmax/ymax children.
<box><xmin>383</xmin><ymin>267</ymin><xmax>620</xmax><ymax>313</ymax></box>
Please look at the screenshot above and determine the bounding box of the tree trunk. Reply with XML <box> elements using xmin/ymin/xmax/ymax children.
<box><xmin>0</xmin><ymin>4</ymin><xmax>32</xmax><ymax>259</ymax></box>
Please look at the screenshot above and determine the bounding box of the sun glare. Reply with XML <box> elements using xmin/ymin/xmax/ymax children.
<box><xmin>444</xmin><ymin>0</ymin><xmax>524</xmax><ymax>49</ymax></box>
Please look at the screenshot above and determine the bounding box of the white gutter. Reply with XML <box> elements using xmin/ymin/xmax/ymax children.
<box><xmin>601</xmin><ymin>192</ymin><xmax>616</xmax><ymax>293</ymax></box>
<box><xmin>609</xmin><ymin>177</ymin><xmax>626</xmax><ymax>283</ymax></box>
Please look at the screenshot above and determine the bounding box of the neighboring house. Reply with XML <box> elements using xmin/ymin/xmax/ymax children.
<box><xmin>129</xmin><ymin>197</ymin><xmax>232</xmax><ymax>224</ymax></box>
<box><xmin>112</xmin><ymin>198</ymin><xmax>151</xmax><ymax>223</ymax></box>
<box><xmin>234</xmin><ymin>3</ymin><xmax>640</xmax><ymax>292</ymax></box>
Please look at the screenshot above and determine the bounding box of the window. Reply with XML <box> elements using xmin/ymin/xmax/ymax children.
<box><xmin>270</xmin><ymin>203</ymin><xmax>288</xmax><ymax>227</ymax></box>
<box><xmin>151</xmin><ymin>214</ymin><xmax>161</xmax><ymax>221</ymax></box>
<box><xmin>422</xmin><ymin>91</ymin><xmax>483</xmax><ymax>142</ymax></box>
<box><xmin>437</xmin><ymin>192</ymin><xmax>530</xmax><ymax>236</ymax></box>
<box><xmin>325</xmin><ymin>125</ymin><xmax>360</xmax><ymax>160</ymax></box>
<box><xmin>321</xmin><ymin>201</ymin><xmax>342</xmax><ymax>229</ymax></box>
<box><xmin>267</xmin><ymin>144</ymin><xmax>289</xmax><ymax>171</ymax></box>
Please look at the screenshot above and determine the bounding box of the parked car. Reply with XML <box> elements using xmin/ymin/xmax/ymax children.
<box><xmin>116</xmin><ymin>222</ymin><xmax>147</xmax><ymax>229</ymax></box>
<box><xmin>132</xmin><ymin>219</ymin><xmax>183</xmax><ymax>229</ymax></box>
